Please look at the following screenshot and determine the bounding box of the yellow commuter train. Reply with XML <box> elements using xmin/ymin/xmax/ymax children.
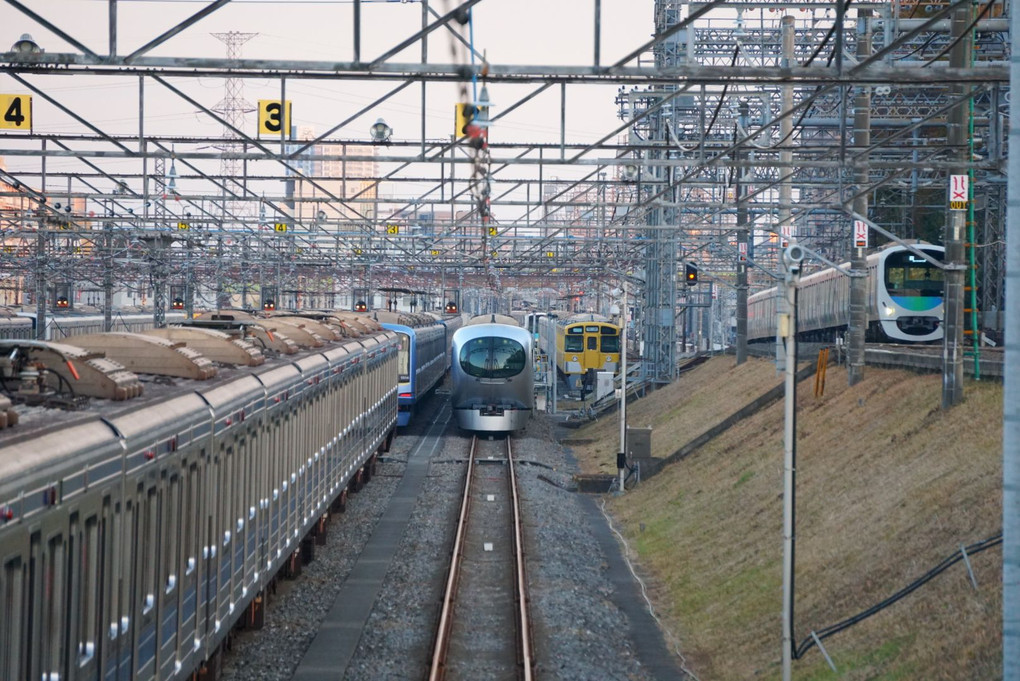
<box><xmin>537</xmin><ymin>313</ymin><xmax>621</xmax><ymax>390</ymax></box>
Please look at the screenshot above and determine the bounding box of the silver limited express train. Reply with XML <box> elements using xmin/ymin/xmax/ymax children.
<box><xmin>450</xmin><ymin>314</ymin><xmax>534</xmax><ymax>432</ymax></box>
<box><xmin>748</xmin><ymin>242</ymin><xmax>945</xmax><ymax>343</ymax></box>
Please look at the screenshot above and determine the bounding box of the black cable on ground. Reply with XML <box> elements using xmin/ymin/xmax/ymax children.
<box><xmin>793</xmin><ymin>531</ymin><xmax>1002</xmax><ymax>660</ymax></box>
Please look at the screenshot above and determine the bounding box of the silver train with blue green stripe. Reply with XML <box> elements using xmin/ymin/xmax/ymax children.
<box><xmin>748</xmin><ymin>243</ymin><xmax>945</xmax><ymax>343</ymax></box>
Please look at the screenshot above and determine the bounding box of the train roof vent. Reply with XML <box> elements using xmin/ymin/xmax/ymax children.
<box><xmin>142</xmin><ymin>327</ymin><xmax>265</xmax><ymax>367</ymax></box>
<box><xmin>0</xmin><ymin>339</ymin><xmax>145</xmax><ymax>403</ymax></box>
<box><xmin>71</xmin><ymin>333</ymin><xmax>218</xmax><ymax>380</ymax></box>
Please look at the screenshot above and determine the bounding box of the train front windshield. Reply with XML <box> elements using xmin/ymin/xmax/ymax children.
<box><xmin>459</xmin><ymin>337</ymin><xmax>527</xmax><ymax>379</ymax></box>
<box><xmin>884</xmin><ymin>251</ymin><xmax>944</xmax><ymax>297</ymax></box>
<box><xmin>600</xmin><ymin>326</ymin><xmax>620</xmax><ymax>353</ymax></box>
<box><xmin>565</xmin><ymin>326</ymin><xmax>584</xmax><ymax>352</ymax></box>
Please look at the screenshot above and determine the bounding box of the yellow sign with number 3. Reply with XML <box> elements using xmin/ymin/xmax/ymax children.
<box><xmin>258</xmin><ymin>100</ymin><xmax>292</xmax><ymax>137</ymax></box>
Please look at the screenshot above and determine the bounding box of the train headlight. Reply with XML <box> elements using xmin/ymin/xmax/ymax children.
<box><xmin>883</xmin><ymin>305</ymin><xmax>895</xmax><ymax>317</ymax></box>
<box><xmin>572</xmin><ymin>355</ymin><xmax>578</xmax><ymax>361</ymax></box>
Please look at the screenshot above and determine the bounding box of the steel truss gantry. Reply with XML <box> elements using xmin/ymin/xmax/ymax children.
<box><xmin>0</xmin><ymin>0</ymin><xmax>1007</xmax><ymax>363</ymax></box>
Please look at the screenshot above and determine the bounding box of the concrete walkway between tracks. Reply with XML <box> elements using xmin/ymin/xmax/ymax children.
<box><xmin>584</xmin><ymin>495</ymin><xmax>691</xmax><ymax>681</ymax></box>
<box><xmin>290</xmin><ymin>407</ymin><xmax>450</xmax><ymax>681</ymax></box>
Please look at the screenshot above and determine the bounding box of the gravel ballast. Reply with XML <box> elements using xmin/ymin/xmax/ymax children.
<box><xmin>220</xmin><ymin>393</ymin><xmax>683</xmax><ymax>681</ymax></box>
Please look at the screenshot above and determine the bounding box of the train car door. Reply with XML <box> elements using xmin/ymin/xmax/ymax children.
<box><xmin>599</xmin><ymin>325</ymin><xmax>621</xmax><ymax>372</ymax></box>
<box><xmin>583</xmin><ymin>325</ymin><xmax>601</xmax><ymax>373</ymax></box>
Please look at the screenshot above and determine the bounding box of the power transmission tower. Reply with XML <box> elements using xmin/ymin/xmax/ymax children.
<box><xmin>211</xmin><ymin>31</ymin><xmax>258</xmax><ymax>220</ymax></box>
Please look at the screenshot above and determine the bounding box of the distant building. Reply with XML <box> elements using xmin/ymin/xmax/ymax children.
<box><xmin>0</xmin><ymin>157</ymin><xmax>29</xmax><ymax>305</ymax></box>
<box><xmin>289</xmin><ymin>126</ymin><xmax>379</xmax><ymax>223</ymax></box>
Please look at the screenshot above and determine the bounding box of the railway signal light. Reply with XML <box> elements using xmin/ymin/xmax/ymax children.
<box><xmin>684</xmin><ymin>262</ymin><xmax>699</xmax><ymax>286</ymax></box>
<box><xmin>455</xmin><ymin>92</ymin><xmax>489</xmax><ymax>148</ymax></box>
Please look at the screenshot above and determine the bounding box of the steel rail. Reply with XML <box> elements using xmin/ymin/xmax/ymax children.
<box><xmin>428</xmin><ymin>435</ymin><xmax>534</xmax><ymax>680</ymax></box>
<box><xmin>506</xmin><ymin>435</ymin><xmax>535</xmax><ymax>681</ymax></box>
<box><xmin>428</xmin><ymin>434</ymin><xmax>477</xmax><ymax>681</ymax></box>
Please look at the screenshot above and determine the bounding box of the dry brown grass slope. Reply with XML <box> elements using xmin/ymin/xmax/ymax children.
<box><xmin>564</xmin><ymin>356</ymin><xmax>1002</xmax><ymax>680</ymax></box>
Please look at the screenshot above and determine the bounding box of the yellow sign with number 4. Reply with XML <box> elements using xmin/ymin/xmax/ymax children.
<box><xmin>0</xmin><ymin>94</ymin><xmax>32</xmax><ymax>131</ymax></box>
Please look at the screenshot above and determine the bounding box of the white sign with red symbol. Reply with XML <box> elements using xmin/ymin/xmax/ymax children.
<box><xmin>780</xmin><ymin>224</ymin><xmax>792</xmax><ymax>248</ymax></box>
<box><xmin>950</xmin><ymin>174</ymin><xmax>969</xmax><ymax>211</ymax></box>
<box><xmin>853</xmin><ymin>220</ymin><xmax>868</xmax><ymax>249</ymax></box>
<box><xmin>738</xmin><ymin>241</ymin><xmax>747</xmax><ymax>262</ymax></box>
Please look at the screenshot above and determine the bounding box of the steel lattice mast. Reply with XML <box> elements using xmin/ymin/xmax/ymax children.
<box><xmin>211</xmin><ymin>31</ymin><xmax>257</xmax><ymax>221</ymax></box>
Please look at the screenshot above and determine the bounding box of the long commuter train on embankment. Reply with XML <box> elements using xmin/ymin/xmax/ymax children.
<box><xmin>748</xmin><ymin>242</ymin><xmax>946</xmax><ymax>344</ymax></box>
<box><xmin>0</xmin><ymin>310</ymin><xmax>399</xmax><ymax>681</ymax></box>
<box><xmin>0</xmin><ymin>308</ymin><xmax>189</xmax><ymax>341</ymax></box>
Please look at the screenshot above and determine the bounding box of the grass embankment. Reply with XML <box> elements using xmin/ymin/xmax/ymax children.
<box><xmin>564</xmin><ymin>356</ymin><xmax>1002</xmax><ymax>679</ymax></box>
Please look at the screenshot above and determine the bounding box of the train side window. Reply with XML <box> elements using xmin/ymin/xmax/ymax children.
<box><xmin>184</xmin><ymin>465</ymin><xmax>197</xmax><ymax>576</ymax></box>
<box><xmin>245</xmin><ymin>434</ymin><xmax>256</xmax><ymax>533</ymax></box>
<box><xmin>222</xmin><ymin>444</ymin><xmax>233</xmax><ymax>547</ymax></box>
<box><xmin>102</xmin><ymin>498</ymin><xmax>118</xmax><ymax>644</ymax></box>
<box><xmin>141</xmin><ymin>487</ymin><xmax>157</xmax><ymax>614</ymax></box>
<box><xmin>165</xmin><ymin>476</ymin><xmax>180</xmax><ymax>593</ymax></box>
<box><xmin>2</xmin><ymin>557</ymin><xmax>25</xmax><ymax>679</ymax></box>
<box><xmin>78</xmin><ymin>516</ymin><xmax>99</xmax><ymax>664</ymax></box>
<box><xmin>45</xmin><ymin>533</ymin><xmax>66</xmax><ymax>676</ymax></box>
<box><xmin>120</xmin><ymin>501</ymin><xmax>134</xmax><ymax>636</ymax></box>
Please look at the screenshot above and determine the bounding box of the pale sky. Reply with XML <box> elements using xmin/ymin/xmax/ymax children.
<box><xmin>1</xmin><ymin>0</ymin><xmax>656</xmax><ymax>206</ymax></box>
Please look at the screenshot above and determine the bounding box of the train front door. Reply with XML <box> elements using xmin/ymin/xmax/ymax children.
<box><xmin>583</xmin><ymin>326</ymin><xmax>600</xmax><ymax>373</ymax></box>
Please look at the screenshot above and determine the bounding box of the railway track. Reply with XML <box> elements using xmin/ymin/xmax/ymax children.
<box><xmin>429</xmin><ymin>434</ymin><xmax>534</xmax><ymax>681</ymax></box>
<box><xmin>746</xmin><ymin>341</ymin><xmax>1004</xmax><ymax>379</ymax></box>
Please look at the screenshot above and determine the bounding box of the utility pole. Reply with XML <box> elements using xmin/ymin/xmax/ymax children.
<box><xmin>34</xmin><ymin>229</ymin><xmax>47</xmax><ymax>341</ymax></box>
<box><xmin>36</xmin><ymin>141</ymin><xmax>47</xmax><ymax>341</ymax></box>
<box><xmin>735</xmin><ymin>101</ymin><xmax>750</xmax><ymax>365</ymax></box>
<box><xmin>847</xmin><ymin>10</ymin><xmax>872</xmax><ymax>386</ymax></box>
<box><xmin>1002</xmin><ymin>0</ymin><xmax>1020</xmax><ymax>667</ymax></box>
<box><xmin>617</xmin><ymin>280</ymin><xmax>628</xmax><ymax>493</ymax></box>
<box><xmin>780</xmin><ymin>244</ymin><xmax>803</xmax><ymax>681</ymax></box>
<box><xmin>942</xmin><ymin>6</ymin><xmax>971</xmax><ymax>408</ymax></box>
<box><xmin>778</xmin><ymin>16</ymin><xmax>795</xmax><ymax>262</ymax></box>
<box><xmin>103</xmin><ymin>211</ymin><xmax>113</xmax><ymax>332</ymax></box>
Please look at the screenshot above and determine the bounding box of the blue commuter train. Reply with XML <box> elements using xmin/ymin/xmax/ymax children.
<box><xmin>373</xmin><ymin>310</ymin><xmax>463</xmax><ymax>426</ymax></box>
